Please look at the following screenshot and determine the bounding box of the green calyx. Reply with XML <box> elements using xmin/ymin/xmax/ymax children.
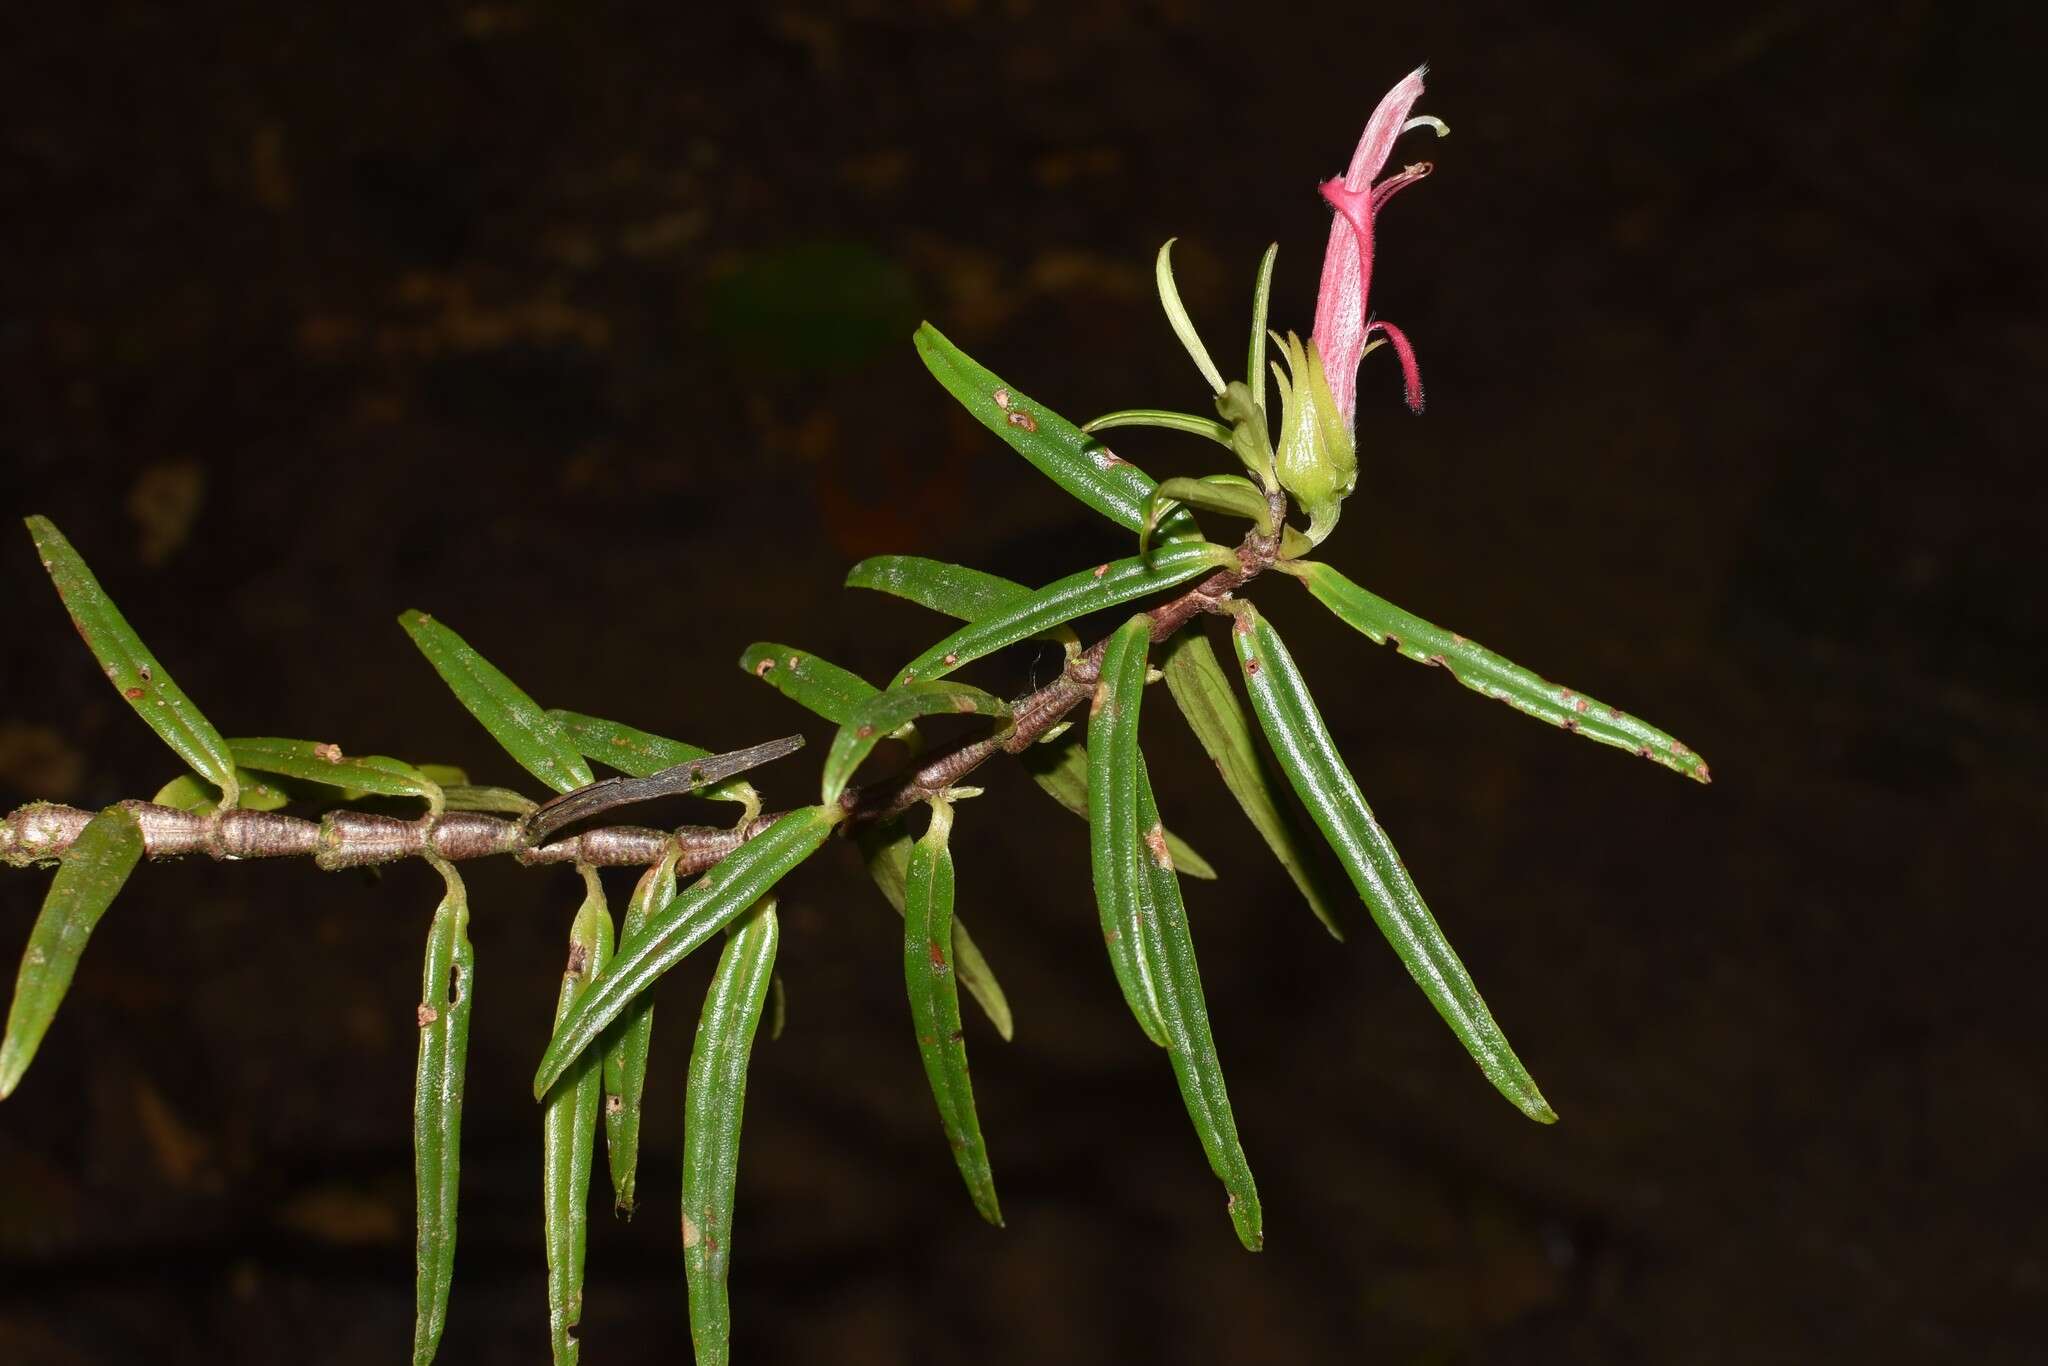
<box><xmin>1268</xmin><ymin>332</ymin><xmax>1356</xmax><ymax>546</ymax></box>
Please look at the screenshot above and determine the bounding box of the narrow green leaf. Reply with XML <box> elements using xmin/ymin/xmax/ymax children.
<box><xmin>1017</xmin><ymin>733</ymin><xmax>1216</xmax><ymax>879</ymax></box>
<box><xmin>228</xmin><ymin>738</ymin><xmax>440</xmax><ymax>807</ymax></box>
<box><xmin>1087</xmin><ymin>615</ymin><xmax>1167</xmax><ymax>1047</ymax></box>
<box><xmin>845</xmin><ymin>555</ymin><xmax>1032</xmax><ymax>622</ymax></box>
<box><xmin>891</xmin><ymin>541</ymin><xmax>1237</xmax><ymax>688</ymax></box>
<box><xmin>902</xmin><ymin>800</ymin><xmax>1003</xmax><ymax>1225</ymax></box>
<box><xmin>601</xmin><ymin>850</ymin><xmax>678</xmax><ymax>1217</ymax></box>
<box><xmin>0</xmin><ymin>807</ymin><xmax>143</xmax><ymax>1098</ymax></box>
<box><xmin>1284</xmin><ymin>560</ymin><xmax>1712</xmax><ymax>783</ymax></box>
<box><xmin>912</xmin><ymin>322</ymin><xmax>1199</xmax><ymax>540</ymax></box>
<box><xmin>542</xmin><ymin>865</ymin><xmax>613</xmax><ymax>1366</ymax></box>
<box><xmin>737</xmin><ymin>642</ymin><xmax>878</xmax><ymax>726</ymax></box>
<box><xmin>151</xmin><ymin>770</ymin><xmax>290</xmax><ymax>813</ymax></box>
<box><xmin>1080</xmin><ymin>409</ymin><xmax>1235</xmax><ymax>447</ymax></box>
<box><xmin>439</xmin><ymin>785</ymin><xmax>538</xmax><ymax>816</ymax></box>
<box><xmin>1142</xmin><ymin>475</ymin><xmax>1271</xmax><ymax>556</ymax></box>
<box><xmin>1247</xmin><ymin>242</ymin><xmax>1278</xmax><ymax>416</ymax></box>
<box><xmin>26</xmin><ymin>517</ymin><xmax>239</xmax><ymax>806</ymax></box>
<box><xmin>398</xmin><ymin>610</ymin><xmax>594</xmax><ymax>795</ymax></box>
<box><xmin>413</xmin><ymin>859</ymin><xmax>476</xmax><ymax>1365</ymax></box>
<box><xmin>857</xmin><ymin>822</ymin><xmax>1014</xmax><ymax>1042</ymax></box>
<box><xmin>1133</xmin><ymin>759</ymin><xmax>1263</xmax><ymax>1252</ymax></box>
<box><xmin>549</xmin><ymin>709</ymin><xmax>759</xmax><ymax>810</ymax></box>
<box><xmin>416</xmin><ymin>764</ymin><xmax>470</xmax><ymax>788</ymax></box>
<box><xmin>533</xmin><ymin>807</ymin><xmax>837</xmax><ymax>1098</ymax></box>
<box><xmin>1229</xmin><ymin>604</ymin><xmax>1555</xmax><ymax>1122</ymax></box>
<box><xmin>1155</xmin><ymin>238</ymin><xmax>1227</xmax><ymax>395</ymax></box>
<box><xmin>822</xmin><ymin>682</ymin><xmax>1012</xmax><ymax>806</ymax></box>
<box><xmin>1161</xmin><ymin>632</ymin><xmax>1347</xmax><ymax>936</ymax></box>
<box><xmin>682</xmin><ymin>897</ymin><xmax>779</xmax><ymax>1366</ymax></box>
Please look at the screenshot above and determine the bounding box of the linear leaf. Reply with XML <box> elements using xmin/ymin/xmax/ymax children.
<box><xmin>1142</xmin><ymin>476</ymin><xmax>1272</xmax><ymax>556</ymax></box>
<box><xmin>549</xmin><ymin>709</ymin><xmax>759</xmax><ymax>809</ymax></box>
<box><xmin>1247</xmin><ymin>242</ymin><xmax>1278</xmax><ymax>415</ymax></box>
<box><xmin>1155</xmin><ymin>238</ymin><xmax>1227</xmax><ymax>395</ymax></box>
<box><xmin>151</xmin><ymin>770</ymin><xmax>290</xmax><ymax>813</ymax></box>
<box><xmin>902</xmin><ymin>800</ymin><xmax>1003</xmax><ymax>1224</ymax></box>
<box><xmin>1229</xmin><ymin>604</ymin><xmax>1555</xmax><ymax>1122</ymax></box>
<box><xmin>845</xmin><ymin>555</ymin><xmax>1032</xmax><ymax>622</ymax></box>
<box><xmin>399</xmin><ymin>611</ymin><xmax>593</xmax><ymax>795</ymax></box>
<box><xmin>26</xmin><ymin>517</ymin><xmax>239</xmax><ymax>805</ymax></box>
<box><xmin>542</xmin><ymin>866</ymin><xmax>613</xmax><ymax>1366</ymax></box>
<box><xmin>440</xmin><ymin>785</ymin><xmax>538</xmax><ymax>816</ymax></box>
<box><xmin>533</xmin><ymin>807</ymin><xmax>836</xmax><ymax>1098</ymax></box>
<box><xmin>601</xmin><ymin>850</ymin><xmax>678</xmax><ymax>1216</ymax></box>
<box><xmin>1087</xmin><ymin>615</ymin><xmax>1167</xmax><ymax>1047</ymax></box>
<box><xmin>913</xmin><ymin>322</ymin><xmax>1200</xmax><ymax>540</ymax></box>
<box><xmin>228</xmin><ymin>738</ymin><xmax>440</xmax><ymax>806</ymax></box>
<box><xmin>1080</xmin><ymin>408</ymin><xmax>1235</xmax><ymax>447</ymax></box>
<box><xmin>891</xmin><ymin>541</ymin><xmax>1237</xmax><ymax>688</ymax></box>
<box><xmin>738</xmin><ymin>642</ymin><xmax>878</xmax><ymax>725</ymax></box>
<box><xmin>0</xmin><ymin>807</ymin><xmax>143</xmax><ymax>1098</ymax></box>
<box><xmin>822</xmin><ymin>682</ymin><xmax>1011</xmax><ymax>806</ymax></box>
<box><xmin>1017</xmin><ymin>733</ymin><xmax>1216</xmax><ymax>879</ymax></box>
<box><xmin>1160</xmin><ymin>632</ymin><xmax>1346</xmax><ymax>935</ymax></box>
<box><xmin>681</xmin><ymin>897</ymin><xmax>779</xmax><ymax>1366</ymax></box>
<box><xmin>413</xmin><ymin>860</ymin><xmax>476</xmax><ymax>1365</ymax></box>
<box><xmin>857</xmin><ymin>822</ymin><xmax>1014</xmax><ymax>1041</ymax></box>
<box><xmin>1134</xmin><ymin>759</ymin><xmax>1263</xmax><ymax>1251</ymax></box>
<box><xmin>1285</xmin><ymin>560</ymin><xmax>1711</xmax><ymax>783</ymax></box>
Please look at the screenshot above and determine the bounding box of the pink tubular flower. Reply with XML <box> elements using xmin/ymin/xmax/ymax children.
<box><xmin>1312</xmin><ymin>65</ymin><xmax>1441</xmax><ymax>426</ymax></box>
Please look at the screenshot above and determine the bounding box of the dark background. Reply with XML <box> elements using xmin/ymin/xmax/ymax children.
<box><xmin>2</xmin><ymin>2</ymin><xmax>2040</xmax><ymax>1362</ymax></box>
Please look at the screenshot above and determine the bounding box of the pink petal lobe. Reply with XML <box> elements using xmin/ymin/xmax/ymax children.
<box><xmin>1339</xmin><ymin>65</ymin><xmax>1429</xmax><ymax>192</ymax></box>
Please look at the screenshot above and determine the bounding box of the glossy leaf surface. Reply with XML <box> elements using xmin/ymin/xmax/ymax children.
<box><xmin>891</xmin><ymin>541</ymin><xmax>1237</xmax><ymax>688</ymax></box>
<box><xmin>1134</xmin><ymin>760</ymin><xmax>1263</xmax><ymax>1252</ymax></box>
<box><xmin>1080</xmin><ymin>408</ymin><xmax>1235</xmax><ymax>448</ymax></box>
<box><xmin>229</xmin><ymin>737</ymin><xmax>440</xmax><ymax>806</ymax></box>
<box><xmin>601</xmin><ymin>851</ymin><xmax>678</xmax><ymax>1216</ymax></box>
<box><xmin>549</xmin><ymin>709</ymin><xmax>759</xmax><ymax>809</ymax></box>
<box><xmin>27</xmin><ymin>517</ymin><xmax>239</xmax><ymax>806</ymax></box>
<box><xmin>1285</xmin><ymin>561</ymin><xmax>1710</xmax><ymax>783</ymax></box>
<box><xmin>413</xmin><ymin>861</ymin><xmax>476</xmax><ymax>1365</ymax></box>
<box><xmin>0</xmin><ymin>807</ymin><xmax>143</xmax><ymax>1098</ymax></box>
<box><xmin>1018</xmin><ymin>733</ymin><xmax>1216</xmax><ymax>879</ymax></box>
<box><xmin>681</xmin><ymin>898</ymin><xmax>779</xmax><ymax>1366</ymax></box>
<box><xmin>399</xmin><ymin>611</ymin><xmax>594</xmax><ymax>794</ymax></box>
<box><xmin>1086</xmin><ymin>615</ymin><xmax>1167</xmax><ymax>1047</ymax></box>
<box><xmin>1230</xmin><ymin>604</ymin><xmax>1555</xmax><ymax>1122</ymax></box>
<box><xmin>533</xmin><ymin>807</ymin><xmax>836</xmax><ymax>1098</ymax></box>
<box><xmin>1160</xmin><ymin>632</ymin><xmax>1346</xmax><ymax>936</ymax></box>
<box><xmin>901</xmin><ymin>800</ymin><xmax>1002</xmax><ymax>1224</ymax></box>
<box><xmin>737</xmin><ymin>642</ymin><xmax>878</xmax><ymax>725</ymax></box>
<box><xmin>857</xmin><ymin>822</ymin><xmax>1014</xmax><ymax>1042</ymax></box>
<box><xmin>913</xmin><ymin>323</ymin><xmax>1199</xmax><ymax>540</ymax></box>
<box><xmin>151</xmin><ymin>770</ymin><xmax>290</xmax><ymax>813</ymax></box>
<box><xmin>542</xmin><ymin>866</ymin><xmax>613</xmax><ymax>1366</ymax></box>
<box><xmin>822</xmin><ymin>681</ymin><xmax>1012</xmax><ymax>806</ymax></box>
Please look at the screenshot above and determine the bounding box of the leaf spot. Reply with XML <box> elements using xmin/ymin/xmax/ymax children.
<box><xmin>754</xmin><ymin>657</ymin><xmax>776</xmax><ymax>678</ymax></box>
<box><xmin>416</xmin><ymin>1004</ymin><xmax>438</xmax><ymax>1027</ymax></box>
<box><xmin>314</xmin><ymin>742</ymin><xmax>344</xmax><ymax>763</ymax></box>
<box><xmin>992</xmin><ymin>387</ymin><xmax>1010</xmax><ymax>409</ymax></box>
<box><xmin>1006</xmin><ymin>409</ymin><xmax>1038</xmax><ymax>434</ymax></box>
<box><xmin>123</xmin><ymin>686</ymin><xmax>145</xmax><ymax>700</ymax></box>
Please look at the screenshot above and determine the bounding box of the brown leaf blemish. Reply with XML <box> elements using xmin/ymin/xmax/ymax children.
<box><xmin>992</xmin><ymin>387</ymin><xmax>1010</xmax><ymax>409</ymax></box>
<box><xmin>123</xmin><ymin>686</ymin><xmax>145</xmax><ymax>700</ymax></box>
<box><xmin>1006</xmin><ymin>409</ymin><xmax>1038</xmax><ymax>434</ymax></box>
<box><xmin>314</xmin><ymin>742</ymin><xmax>344</xmax><ymax>763</ymax></box>
<box><xmin>856</xmin><ymin>724</ymin><xmax>875</xmax><ymax>739</ymax></box>
<box><xmin>1092</xmin><ymin>564</ymin><xmax>1108</xmax><ymax>579</ymax></box>
<box><xmin>753</xmin><ymin>657</ymin><xmax>776</xmax><ymax>678</ymax></box>
<box><xmin>1144</xmin><ymin>824</ymin><xmax>1173</xmax><ymax>870</ymax></box>
<box><xmin>416</xmin><ymin>1004</ymin><xmax>438</xmax><ymax>1027</ymax></box>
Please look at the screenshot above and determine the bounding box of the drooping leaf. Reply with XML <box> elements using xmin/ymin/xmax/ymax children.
<box><xmin>1080</xmin><ymin>408</ymin><xmax>1235</xmax><ymax>448</ymax></box>
<box><xmin>1228</xmin><ymin>603</ymin><xmax>1555</xmax><ymax>1122</ymax></box>
<box><xmin>845</xmin><ymin>555</ymin><xmax>1033</xmax><ymax>623</ymax></box>
<box><xmin>1160</xmin><ymin>631</ymin><xmax>1346</xmax><ymax>936</ymax></box>
<box><xmin>857</xmin><ymin>822</ymin><xmax>1014</xmax><ymax>1042</ymax></box>
<box><xmin>1142</xmin><ymin>475</ymin><xmax>1271</xmax><ymax>555</ymax></box>
<box><xmin>0</xmin><ymin>807</ymin><xmax>143</xmax><ymax>1098</ymax></box>
<box><xmin>891</xmin><ymin>541</ymin><xmax>1237</xmax><ymax>688</ymax></box>
<box><xmin>601</xmin><ymin>850</ymin><xmax>678</xmax><ymax>1217</ymax></box>
<box><xmin>1017</xmin><ymin>732</ymin><xmax>1216</xmax><ymax>879</ymax></box>
<box><xmin>541</xmin><ymin>866</ymin><xmax>613</xmax><ymax>1366</ymax></box>
<box><xmin>1133</xmin><ymin>759</ymin><xmax>1263</xmax><ymax>1252</ymax></box>
<box><xmin>1283</xmin><ymin>560</ymin><xmax>1711</xmax><ymax>783</ymax></box>
<box><xmin>913</xmin><ymin>323</ymin><xmax>1200</xmax><ymax>540</ymax></box>
<box><xmin>681</xmin><ymin>897</ymin><xmax>779</xmax><ymax>1366</ymax></box>
<box><xmin>399</xmin><ymin>611</ymin><xmax>594</xmax><ymax>795</ymax></box>
<box><xmin>737</xmin><ymin>642</ymin><xmax>879</xmax><ymax>726</ymax></box>
<box><xmin>413</xmin><ymin>859</ymin><xmax>476</xmax><ymax>1366</ymax></box>
<box><xmin>549</xmin><ymin>709</ymin><xmax>760</xmax><ymax>810</ymax></box>
<box><xmin>821</xmin><ymin>682</ymin><xmax>1012</xmax><ymax>806</ymax></box>
<box><xmin>228</xmin><ymin>738</ymin><xmax>441</xmax><ymax>808</ymax></box>
<box><xmin>533</xmin><ymin>807</ymin><xmax>837</xmax><ymax>1098</ymax></box>
<box><xmin>26</xmin><ymin>517</ymin><xmax>240</xmax><ymax>806</ymax></box>
<box><xmin>901</xmin><ymin>801</ymin><xmax>1003</xmax><ymax>1224</ymax></box>
<box><xmin>1086</xmin><ymin>615</ymin><xmax>1167</xmax><ymax>1047</ymax></box>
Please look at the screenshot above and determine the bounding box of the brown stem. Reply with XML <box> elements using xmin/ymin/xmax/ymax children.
<box><xmin>2</xmin><ymin>518</ymin><xmax>1281</xmax><ymax>876</ymax></box>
